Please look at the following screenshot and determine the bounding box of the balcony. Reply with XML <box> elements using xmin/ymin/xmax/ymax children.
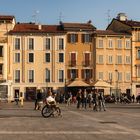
<box><xmin>69</xmin><ymin>60</ymin><xmax>76</xmax><ymax>67</ymax></box>
<box><xmin>82</xmin><ymin>61</ymin><xmax>91</xmax><ymax>67</ymax></box>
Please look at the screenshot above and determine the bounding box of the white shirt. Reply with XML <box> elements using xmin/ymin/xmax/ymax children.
<box><xmin>46</xmin><ymin>96</ymin><xmax>55</xmax><ymax>102</ymax></box>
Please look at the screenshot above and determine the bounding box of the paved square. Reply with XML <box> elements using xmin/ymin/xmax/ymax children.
<box><xmin>0</xmin><ymin>102</ymin><xmax>140</xmax><ymax>140</ymax></box>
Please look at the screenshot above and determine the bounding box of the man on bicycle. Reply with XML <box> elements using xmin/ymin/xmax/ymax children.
<box><xmin>46</xmin><ymin>89</ymin><xmax>56</xmax><ymax>108</ymax></box>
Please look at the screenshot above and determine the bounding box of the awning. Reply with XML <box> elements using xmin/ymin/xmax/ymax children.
<box><xmin>90</xmin><ymin>79</ymin><xmax>114</xmax><ymax>88</ymax></box>
<box><xmin>67</xmin><ymin>79</ymin><xmax>90</xmax><ymax>87</ymax></box>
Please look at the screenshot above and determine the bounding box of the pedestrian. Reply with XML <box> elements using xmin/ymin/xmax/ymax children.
<box><xmin>34</xmin><ymin>89</ymin><xmax>44</xmax><ymax>110</ymax></box>
<box><xmin>82</xmin><ymin>89</ymin><xmax>88</xmax><ymax>109</ymax></box>
<box><xmin>131</xmin><ymin>94</ymin><xmax>135</xmax><ymax>103</ymax></box>
<box><xmin>76</xmin><ymin>89</ymin><xmax>82</xmax><ymax>109</ymax></box>
<box><xmin>67</xmin><ymin>92</ymin><xmax>72</xmax><ymax>106</ymax></box>
<box><xmin>98</xmin><ymin>92</ymin><xmax>106</xmax><ymax>111</ymax></box>
<box><xmin>15</xmin><ymin>92</ymin><xmax>19</xmax><ymax>105</ymax></box>
<box><xmin>88</xmin><ymin>91</ymin><xmax>93</xmax><ymax>108</ymax></box>
<box><xmin>92</xmin><ymin>91</ymin><xmax>98</xmax><ymax>111</ymax></box>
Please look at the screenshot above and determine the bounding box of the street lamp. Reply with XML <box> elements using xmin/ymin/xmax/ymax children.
<box><xmin>115</xmin><ymin>69</ymin><xmax>119</xmax><ymax>97</ymax></box>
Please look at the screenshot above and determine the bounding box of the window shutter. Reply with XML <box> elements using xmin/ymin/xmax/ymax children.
<box><xmin>76</xmin><ymin>34</ymin><xmax>78</xmax><ymax>42</ymax></box>
<box><xmin>67</xmin><ymin>69</ymin><xmax>71</xmax><ymax>79</ymax></box>
<box><xmin>67</xmin><ymin>34</ymin><xmax>71</xmax><ymax>43</ymax></box>
<box><xmin>76</xmin><ymin>69</ymin><xmax>78</xmax><ymax>78</ymax></box>
<box><xmin>81</xmin><ymin>69</ymin><xmax>84</xmax><ymax>79</ymax></box>
<box><xmin>81</xmin><ymin>34</ymin><xmax>85</xmax><ymax>43</ymax></box>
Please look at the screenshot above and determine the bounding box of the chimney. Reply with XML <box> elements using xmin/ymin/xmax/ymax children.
<box><xmin>117</xmin><ymin>13</ymin><xmax>127</xmax><ymax>21</ymax></box>
<box><xmin>38</xmin><ymin>24</ymin><xmax>42</xmax><ymax>30</ymax></box>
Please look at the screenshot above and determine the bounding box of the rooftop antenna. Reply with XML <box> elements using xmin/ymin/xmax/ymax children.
<box><xmin>107</xmin><ymin>9</ymin><xmax>111</xmax><ymax>25</ymax></box>
<box><xmin>58</xmin><ymin>12</ymin><xmax>64</xmax><ymax>23</ymax></box>
<box><xmin>32</xmin><ymin>10</ymin><xmax>40</xmax><ymax>24</ymax></box>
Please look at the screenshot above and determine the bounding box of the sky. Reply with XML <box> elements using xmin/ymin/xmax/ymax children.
<box><xmin>0</xmin><ymin>0</ymin><xmax>140</xmax><ymax>29</ymax></box>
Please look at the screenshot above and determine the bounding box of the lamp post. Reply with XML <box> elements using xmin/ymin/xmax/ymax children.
<box><xmin>115</xmin><ymin>69</ymin><xmax>119</xmax><ymax>97</ymax></box>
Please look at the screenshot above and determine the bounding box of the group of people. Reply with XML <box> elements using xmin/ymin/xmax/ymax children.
<box><xmin>76</xmin><ymin>89</ymin><xmax>106</xmax><ymax>111</ymax></box>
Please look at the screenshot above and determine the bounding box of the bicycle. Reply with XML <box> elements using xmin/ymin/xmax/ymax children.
<box><xmin>41</xmin><ymin>104</ymin><xmax>61</xmax><ymax>118</ymax></box>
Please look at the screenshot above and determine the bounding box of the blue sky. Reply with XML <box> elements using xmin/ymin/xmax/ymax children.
<box><xmin>0</xmin><ymin>0</ymin><xmax>140</xmax><ymax>29</ymax></box>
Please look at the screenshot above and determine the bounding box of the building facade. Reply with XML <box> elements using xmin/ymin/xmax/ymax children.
<box><xmin>107</xmin><ymin>13</ymin><xmax>140</xmax><ymax>96</ymax></box>
<box><xmin>93</xmin><ymin>30</ymin><xmax>132</xmax><ymax>96</ymax></box>
<box><xmin>9</xmin><ymin>23</ymin><xmax>66</xmax><ymax>100</ymax></box>
<box><xmin>60</xmin><ymin>22</ymin><xmax>96</xmax><ymax>89</ymax></box>
<box><xmin>0</xmin><ymin>15</ymin><xmax>15</xmax><ymax>99</ymax></box>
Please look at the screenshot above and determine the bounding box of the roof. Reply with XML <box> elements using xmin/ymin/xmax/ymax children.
<box><xmin>9</xmin><ymin>23</ymin><xmax>65</xmax><ymax>34</ymax></box>
<box><xmin>94</xmin><ymin>30</ymin><xmax>131</xmax><ymax>36</ymax></box>
<box><xmin>0</xmin><ymin>15</ymin><xmax>15</xmax><ymax>20</ymax></box>
<box><xmin>118</xmin><ymin>19</ymin><xmax>140</xmax><ymax>27</ymax></box>
<box><xmin>61</xmin><ymin>22</ymin><xmax>96</xmax><ymax>31</ymax></box>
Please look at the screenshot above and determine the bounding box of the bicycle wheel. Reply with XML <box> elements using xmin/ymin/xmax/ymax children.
<box><xmin>41</xmin><ymin>105</ymin><xmax>53</xmax><ymax>118</ymax></box>
<box><xmin>56</xmin><ymin>107</ymin><xmax>61</xmax><ymax>116</ymax></box>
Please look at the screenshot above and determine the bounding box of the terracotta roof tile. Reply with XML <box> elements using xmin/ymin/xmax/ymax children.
<box><xmin>94</xmin><ymin>30</ymin><xmax>131</xmax><ymax>36</ymax></box>
<box><xmin>10</xmin><ymin>23</ymin><xmax>65</xmax><ymax>34</ymax></box>
<box><xmin>0</xmin><ymin>15</ymin><xmax>15</xmax><ymax>20</ymax></box>
<box><xmin>61</xmin><ymin>22</ymin><xmax>96</xmax><ymax>31</ymax></box>
<box><xmin>117</xmin><ymin>19</ymin><xmax>140</xmax><ymax>27</ymax></box>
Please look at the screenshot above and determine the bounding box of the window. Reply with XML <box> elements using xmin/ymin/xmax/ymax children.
<box><xmin>125</xmin><ymin>40</ymin><xmax>131</xmax><ymax>49</ymax></box>
<box><xmin>84</xmin><ymin>53</ymin><xmax>90</xmax><ymax>66</ymax></box>
<box><xmin>0</xmin><ymin>46</ymin><xmax>3</xmax><ymax>57</ymax></box>
<box><xmin>59</xmin><ymin>70</ymin><xmax>64</xmax><ymax>82</ymax></box>
<box><xmin>137</xmin><ymin>50</ymin><xmax>140</xmax><ymax>59</ymax></box>
<box><xmin>108</xmin><ymin>39</ymin><xmax>113</xmax><ymax>48</ymax></box>
<box><xmin>68</xmin><ymin>34</ymin><xmax>78</xmax><ymax>43</ymax></box>
<box><xmin>82</xmin><ymin>34</ymin><xmax>91</xmax><ymax>43</ymax></box>
<box><xmin>98</xmin><ymin>55</ymin><xmax>103</xmax><ymax>64</ymax></box>
<box><xmin>45</xmin><ymin>69</ymin><xmax>50</xmax><ymax>82</ymax></box>
<box><xmin>126</xmin><ymin>72</ymin><xmax>131</xmax><ymax>81</ymax></box>
<box><xmin>108</xmin><ymin>55</ymin><xmax>113</xmax><ymax>64</ymax></box>
<box><xmin>28</xmin><ymin>70</ymin><xmax>34</xmax><ymax>83</ymax></box>
<box><xmin>136</xmin><ymin>32</ymin><xmax>140</xmax><ymax>41</ymax></box>
<box><xmin>98</xmin><ymin>39</ymin><xmax>103</xmax><ymax>48</ymax></box>
<box><xmin>70</xmin><ymin>53</ymin><xmax>76</xmax><ymax>66</ymax></box>
<box><xmin>117</xmin><ymin>55</ymin><xmax>122</xmax><ymax>64</ymax></box>
<box><xmin>108</xmin><ymin>72</ymin><xmax>113</xmax><ymax>81</ymax></box>
<box><xmin>15</xmin><ymin>38</ymin><xmax>20</xmax><ymax>50</ymax></box>
<box><xmin>15</xmin><ymin>53</ymin><xmax>20</xmax><ymax>63</ymax></box>
<box><xmin>28</xmin><ymin>53</ymin><xmax>34</xmax><ymax>63</ymax></box>
<box><xmin>117</xmin><ymin>39</ymin><xmax>122</xmax><ymax>49</ymax></box>
<box><xmin>118</xmin><ymin>72</ymin><xmax>122</xmax><ymax>81</ymax></box>
<box><xmin>125</xmin><ymin>56</ymin><xmax>131</xmax><ymax>64</ymax></box>
<box><xmin>59</xmin><ymin>53</ymin><xmax>64</xmax><ymax>63</ymax></box>
<box><xmin>45</xmin><ymin>53</ymin><xmax>50</xmax><ymax>62</ymax></box>
<box><xmin>67</xmin><ymin>69</ymin><xmax>78</xmax><ymax>79</ymax></box>
<box><xmin>82</xmin><ymin>69</ymin><xmax>92</xmax><ymax>79</ymax></box>
<box><xmin>15</xmin><ymin>70</ymin><xmax>20</xmax><ymax>83</ymax></box>
<box><xmin>99</xmin><ymin>72</ymin><xmax>103</xmax><ymax>80</ymax></box>
<box><xmin>58</xmin><ymin>38</ymin><xmax>64</xmax><ymax>50</ymax></box>
<box><xmin>45</xmin><ymin>38</ymin><xmax>51</xmax><ymax>50</ymax></box>
<box><xmin>137</xmin><ymin>67</ymin><xmax>140</xmax><ymax>78</ymax></box>
<box><xmin>0</xmin><ymin>64</ymin><xmax>3</xmax><ymax>74</ymax></box>
<box><xmin>28</xmin><ymin>38</ymin><xmax>34</xmax><ymax>50</ymax></box>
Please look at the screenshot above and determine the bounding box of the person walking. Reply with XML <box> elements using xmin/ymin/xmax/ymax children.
<box><xmin>81</xmin><ymin>89</ymin><xmax>88</xmax><ymax>109</ymax></box>
<box><xmin>15</xmin><ymin>92</ymin><xmax>19</xmax><ymax>105</ymax></box>
<box><xmin>76</xmin><ymin>89</ymin><xmax>82</xmax><ymax>109</ymax></box>
<box><xmin>88</xmin><ymin>91</ymin><xmax>93</xmax><ymax>108</ymax></box>
<box><xmin>98</xmin><ymin>92</ymin><xmax>106</xmax><ymax>111</ymax></box>
<box><xmin>92</xmin><ymin>91</ymin><xmax>98</xmax><ymax>111</ymax></box>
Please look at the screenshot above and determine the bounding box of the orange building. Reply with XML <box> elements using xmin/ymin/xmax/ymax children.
<box><xmin>60</xmin><ymin>22</ymin><xmax>96</xmax><ymax>90</ymax></box>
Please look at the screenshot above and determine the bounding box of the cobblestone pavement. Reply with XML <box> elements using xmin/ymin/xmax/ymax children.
<box><xmin>0</xmin><ymin>101</ymin><xmax>140</xmax><ymax>140</ymax></box>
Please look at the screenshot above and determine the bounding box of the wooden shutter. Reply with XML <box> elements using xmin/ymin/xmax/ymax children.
<box><xmin>67</xmin><ymin>69</ymin><xmax>71</xmax><ymax>79</ymax></box>
<box><xmin>76</xmin><ymin>69</ymin><xmax>78</xmax><ymax>78</ymax></box>
<box><xmin>76</xmin><ymin>34</ymin><xmax>78</xmax><ymax>42</ymax></box>
<box><xmin>67</xmin><ymin>34</ymin><xmax>71</xmax><ymax>43</ymax></box>
<box><xmin>81</xmin><ymin>69</ymin><xmax>85</xmax><ymax>79</ymax></box>
<box><xmin>81</xmin><ymin>34</ymin><xmax>85</xmax><ymax>43</ymax></box>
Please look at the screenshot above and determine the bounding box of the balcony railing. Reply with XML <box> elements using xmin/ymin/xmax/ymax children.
<box><xmin>82</xmin><ymin>61</ymin><xmax>91</xmax><ymax>67</ymax></box>
<box><xmin>69</xmin><ymin>61</ymin><xmax>76</xmax><ymax>67</ymax></box>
